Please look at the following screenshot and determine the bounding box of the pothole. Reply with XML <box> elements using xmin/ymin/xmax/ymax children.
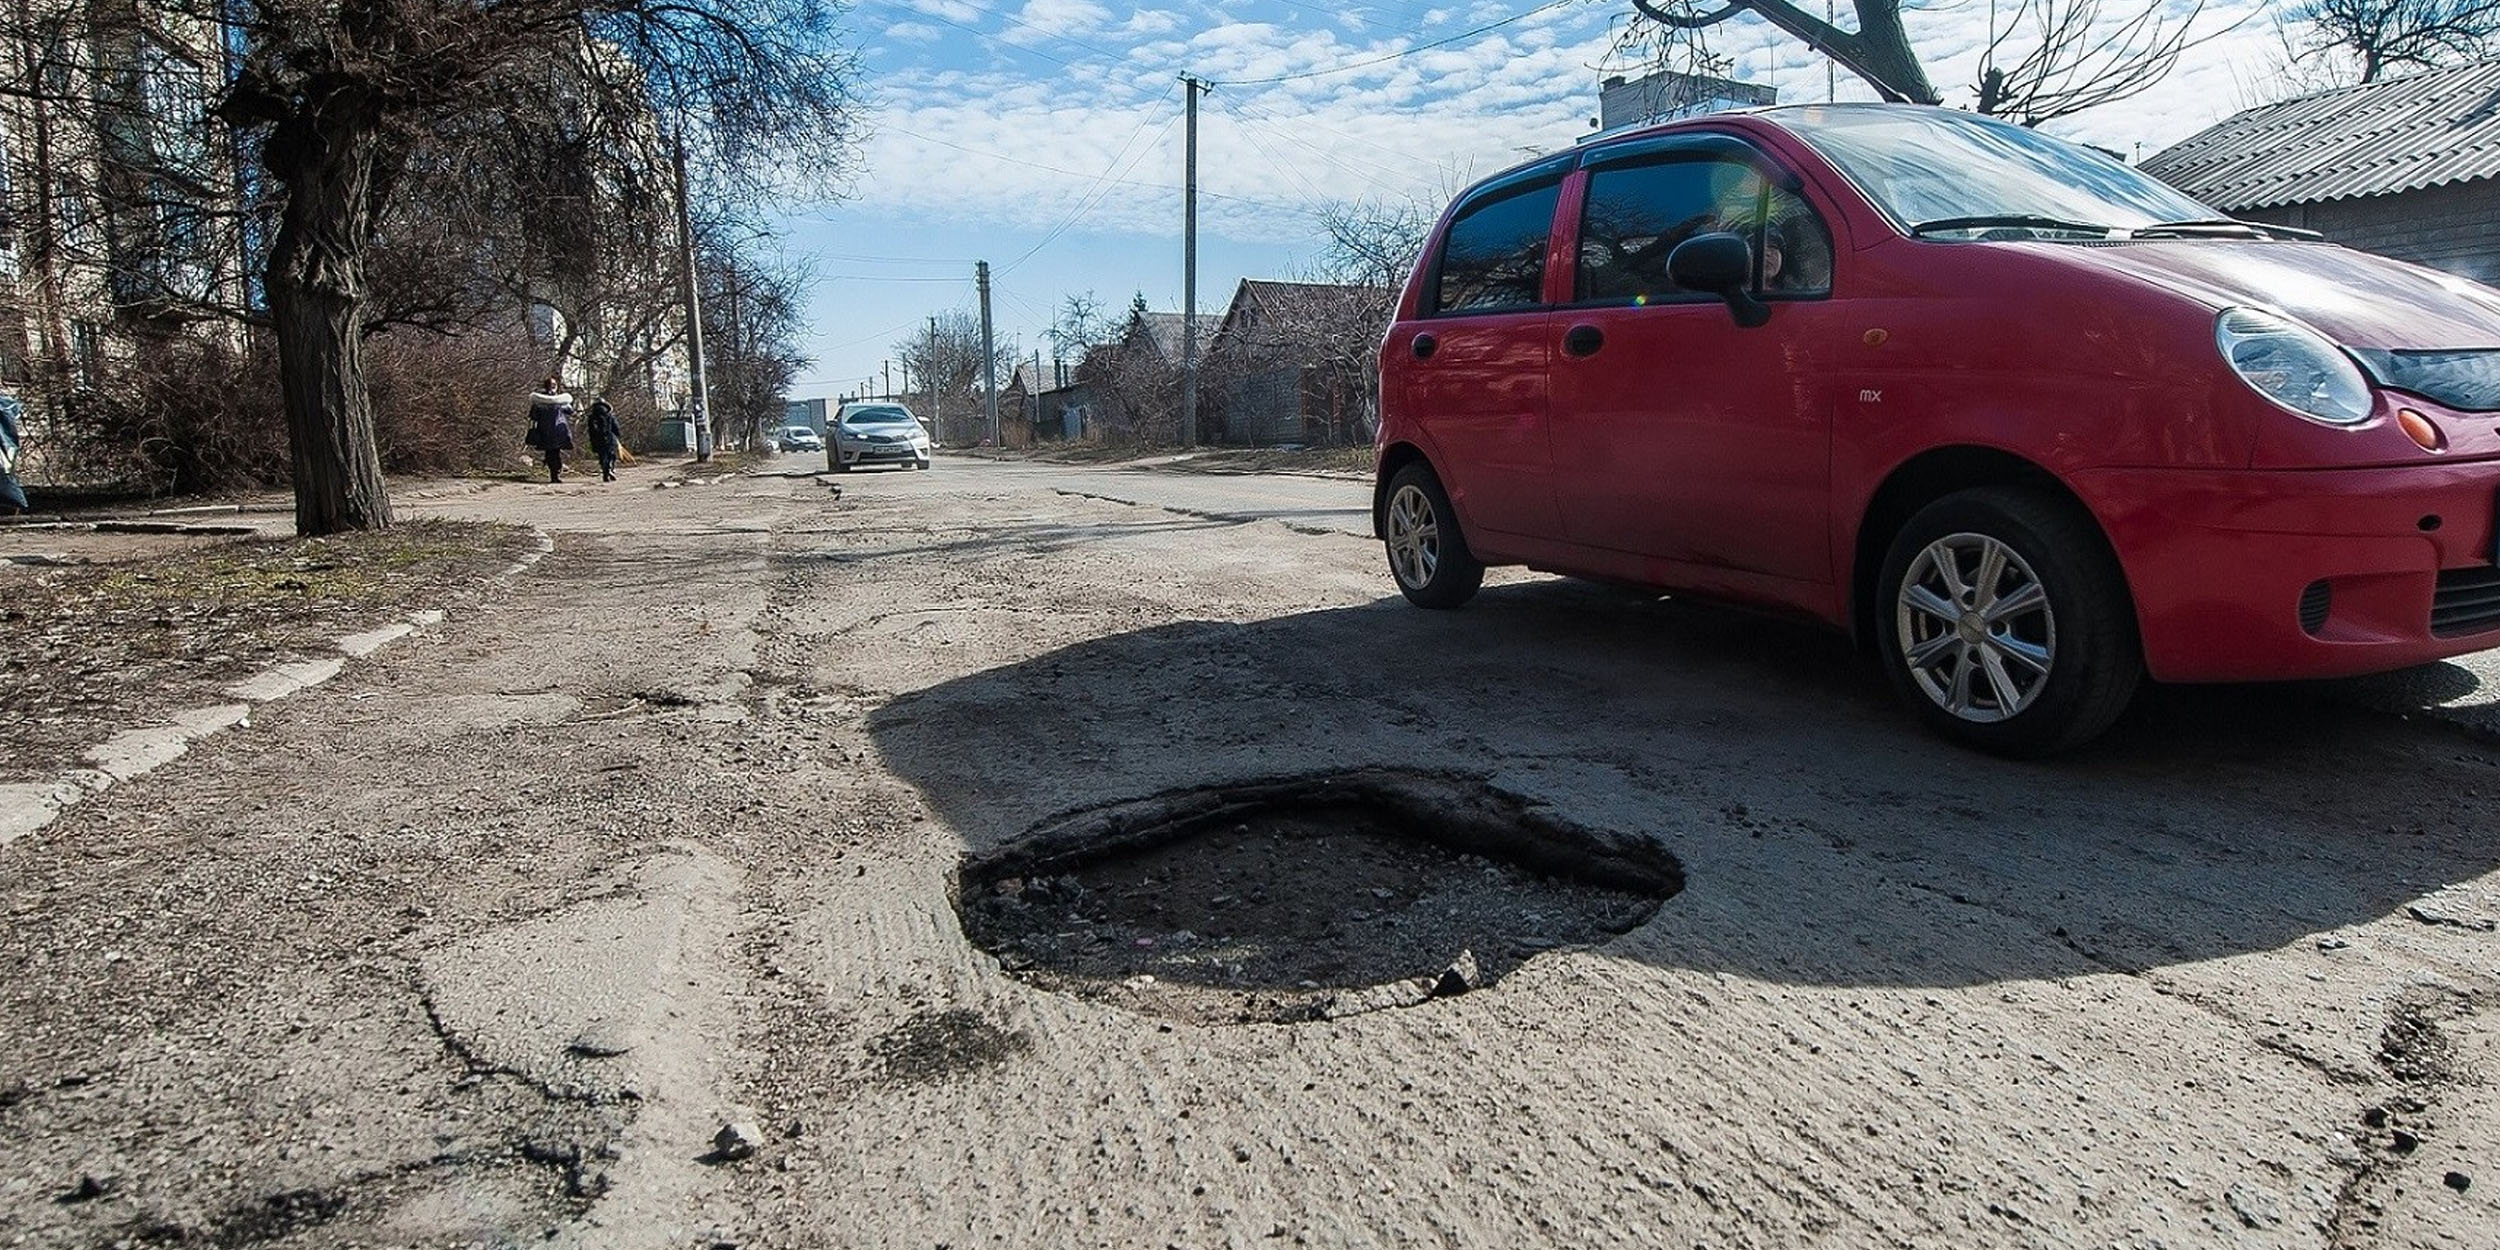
<box><xmin>956</xmin><ymin>768</ymin><xmax>1682</xmax><ymax>1025</ymax></box>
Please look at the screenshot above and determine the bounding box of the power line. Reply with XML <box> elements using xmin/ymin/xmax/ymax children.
<box><xmin>991</xmin><ymin>80</ymin><xmax>1182</xmax><ymax>274</ymax></box>
<box><xmin>878</xmin><ymin>121</ymin><xmax>1322</xmax><ymax>219</ymax></box>
<box><xmin>1206</xmin><ymin>0</ymin><xmax>1582</xmax><ymax>86</ymax></box>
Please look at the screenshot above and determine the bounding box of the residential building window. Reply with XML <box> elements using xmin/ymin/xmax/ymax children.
<box><xmin>70</xmin><ymin>321</ymin><xmax>102</xmax><ymax>386</ymax></box>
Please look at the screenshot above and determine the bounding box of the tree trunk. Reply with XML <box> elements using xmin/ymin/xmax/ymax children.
<box><xmin>265</xmin><ymin>108</ymin><xmax>394</xmax><ymax>536</ymax></box>
<box><xmin>1847</xmin><ymin>0</ymin><xmax>1943</xmax><ymax>104</ymax></box>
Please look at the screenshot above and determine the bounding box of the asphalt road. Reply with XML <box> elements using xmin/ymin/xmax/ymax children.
<box><xmin>4</xmin><ymin>453</ymin><xmax>2497</xmax><ymax>1249</ymax></box>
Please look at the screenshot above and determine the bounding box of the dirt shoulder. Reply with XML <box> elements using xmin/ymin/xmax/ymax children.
<box><xmin>0</xmin><ymin>518</ymin><xmax>533</xmax><ymax>784</ymax></box>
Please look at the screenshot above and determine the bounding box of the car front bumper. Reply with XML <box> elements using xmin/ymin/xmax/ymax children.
<box><xmin>2077</xmin><ymin>461</ymin><xmax>2500</xmax><ymax>682</ymax></box>
<box><xmin>835</xmin><ymin>441</ymin><xmax>928</xmax><ymax>465</ymax></box>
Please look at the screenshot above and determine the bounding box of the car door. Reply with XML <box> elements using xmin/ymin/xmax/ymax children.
<box><xmin>1545</xmin><ymin>136</ymin><xmax>1840</xmax><ymax>584</ymax></box>
<box><xmin>1394</xmin><ymin>162</ymin><xmax>1571</xmax><ymax>542</ymax></box>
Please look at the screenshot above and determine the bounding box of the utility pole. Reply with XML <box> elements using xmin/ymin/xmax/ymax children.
<box><xmin>725</xmin><ymin>273</ymin><xmax>743</xmax><ymax>449</ymax></box>
<box><xmin>883</xmin><ymin>360</ymin><xmax>892</xmax><ymax>402</ymax></box>
<box><xmin>672</xmin><ymin>134</ymin><xmax>712</xmax><ymax>461</ymax></box>
<box><xmin>926</xmin><ymin>316</ymin><xmax>940</xmax><ymax>442</ymax></box>
<box><xmin>1179</xmin><ymin>74</ymin><xmax>1205</xmax><ymax>449</ymax></box>
<box><xmin>977</xmin><ymin>260</ymin><xmax>999</xmax><ymax>447</ymax></box>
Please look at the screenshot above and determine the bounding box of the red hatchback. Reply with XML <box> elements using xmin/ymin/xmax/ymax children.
<box><xmin>1374</xmin><ymin>103</ymin><xmax>2500</xmax><ymax>755</ymax></box>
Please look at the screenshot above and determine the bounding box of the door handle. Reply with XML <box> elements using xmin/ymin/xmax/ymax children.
<box><xmin>1412</xmin><ymin>333</ymin><xmax>1437</xmax><ymax>360</ymax></box>
<box><xmin>1563</xmin><ymin>324</ymin><xmax>1604</xmax><ymax>357</ymax></box>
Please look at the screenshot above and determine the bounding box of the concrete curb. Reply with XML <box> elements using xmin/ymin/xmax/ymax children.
<box><xmin>0</xmin><ymin>528</ymin><xmax>554</xmax><ymax>849</ymax></box>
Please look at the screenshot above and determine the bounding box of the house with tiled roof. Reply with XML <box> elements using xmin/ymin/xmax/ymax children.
<box><xmin>2142</xmin><ymin>61</ymin><xmax>2500</xmax><ymax>284</ymax></box>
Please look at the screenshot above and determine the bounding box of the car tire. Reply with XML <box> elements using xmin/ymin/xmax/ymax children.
<box><xmin>1381</xmin><ymin>462</ymin><xmax>1484</xmax><ymax>609</ymax></box>
<box><xmin>916</xmin><ymin>457</ymin><xmax>931</xmax><ymax>471</ymax></box>
<box><xmin>1875</xmin><ymin>485</ymin><xmax>2141</xmax><ymax>757</ymax></box>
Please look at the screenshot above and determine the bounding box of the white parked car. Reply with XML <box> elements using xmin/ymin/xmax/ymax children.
<box><xmin>777</xmin><ymin>424</ymin><xmax>824</xmax><ymax>453</ymax></box>
<box><xmin>830</xmin><ymin>402</ymin><xmax>931</xmax><ymax>472</ymax></box>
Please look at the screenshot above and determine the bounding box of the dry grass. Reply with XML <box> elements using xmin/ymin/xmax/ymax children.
<box><xmin>0</xmin><ymin>519</ymin><xmax>534</xmax><ymax>783</ymax></box>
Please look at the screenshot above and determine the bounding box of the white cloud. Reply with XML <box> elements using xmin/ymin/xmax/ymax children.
<box><xmin>1118</xmin><ymin>7</ymin><xmax>1182</xmax><ymax>37</ymax></box>
<box><xmin>882</xmin><ymin>20</ymin><xmax>944</xmax><ymax>42</ymax></box>
<box><xmin>1011</xmin><ymin>0</ymin><xmax>1113</xmax><ymax>40</ymax></box>
<box><xmin>838</xmin><ymin>0</ymin><xmax>2284</xmax><ymax>247</ymax></box>
<box><xmin>902</xmin><ymin>0</ymin><xmax>980</xmax><ymax>20</ymax></box>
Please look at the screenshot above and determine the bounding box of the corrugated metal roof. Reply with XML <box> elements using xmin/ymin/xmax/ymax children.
<box><xmin>2140</xmin><ymin>60</ymin><xmax>2500</xmax><ymax>211</ymax></box>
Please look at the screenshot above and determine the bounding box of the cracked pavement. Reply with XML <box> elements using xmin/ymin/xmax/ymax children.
<box><xmin>3</xmin><ymin>455</ymin><xmax>2497</xmax><ymax>1248</ymax></box>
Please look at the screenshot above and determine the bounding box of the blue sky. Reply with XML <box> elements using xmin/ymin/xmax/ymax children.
<box><xmin>776</xmin><ymin>0</ymin><xmax>2280</xmax><ymax>400</ymax></box>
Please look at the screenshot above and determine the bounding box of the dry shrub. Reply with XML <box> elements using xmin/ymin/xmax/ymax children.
<box><xmin>55</xmin><ymin>327</ymin><xmax>660</xmax><ymax>493</ymax></box>
<box><xmin>57</xmin><ymin>337</ymin><xmax>290</xmax><ymax>496</ymax></box>
<box><xmin>602</xmin><ymin>388</ymin><xmax>665</xmax><ymax>458</ymax></box>
<box><xmin>365</xmin><ymin>330</ymin><xmax>545</xmax><ymax>475</ymax></box>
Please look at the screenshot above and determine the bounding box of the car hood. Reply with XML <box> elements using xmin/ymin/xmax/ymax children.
<box><xmin>2043</xmin><ymin>239</ymin><xmax>2500</xmax><ymax>350</ymax></box>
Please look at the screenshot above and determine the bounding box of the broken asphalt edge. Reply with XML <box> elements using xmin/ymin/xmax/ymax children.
<box><xmin>0</xmin><ymin>527</ymin><xmax>556</xmax><ymax>848</ymax></box>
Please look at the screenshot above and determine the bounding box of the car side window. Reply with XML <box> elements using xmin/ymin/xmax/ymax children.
<box><xmin>1577</xmin><ymin>157</ymin><xmax>1833</xmax><ymax>304</ymax></box>
<box><xmin>1431</xmin><ymin>180</ymin><xmax>1563</xmax><ymax>315</ymax></box>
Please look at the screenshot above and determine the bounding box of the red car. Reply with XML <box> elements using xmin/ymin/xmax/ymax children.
<box><xmin>1374</xmin><ymin>103</ymin><xmax>2500</xmax><ymax>755</ymax></box>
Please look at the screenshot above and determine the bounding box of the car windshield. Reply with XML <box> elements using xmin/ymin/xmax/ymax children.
<box><xmin>1770</xmin><ymin>105</ymin><xmax>2217</xmax><ymax>240</ymax></box>
<box><xmin>843</xmin><ymin>407</ymin><xmax>915</xmax><ymax>426</ymax></box>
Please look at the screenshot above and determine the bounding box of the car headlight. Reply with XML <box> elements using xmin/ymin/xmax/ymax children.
<box><xmin>2215</xmin><ymin>307</ymin><xmax>2375</xmax><ymax>426</ymax></box>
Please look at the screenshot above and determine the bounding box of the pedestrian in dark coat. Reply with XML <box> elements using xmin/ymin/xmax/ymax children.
<box><xmin>586</xmin><ymin>397</ymin><xmax>623</xmax><ymax>482</ymax></box>
<box><xmin>0</xmin><ymin>388</ymin><xmax>27</xmax><ymax>515</ymax></box>
<box><xmin>525</xmin><ymin>376</ymin><xmax>576</xmax><ymax>483</ymax></box>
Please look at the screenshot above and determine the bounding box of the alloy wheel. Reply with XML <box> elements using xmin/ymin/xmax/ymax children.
<box><xmin>1385</xmin><ymin>483</ymin><xmax>1439</xmax><ymax>589</ymax></box>
<box><xmin>1895</xmin><ymin>532</ymin><xmax>2056</xmax><ymax>723</ymax></box>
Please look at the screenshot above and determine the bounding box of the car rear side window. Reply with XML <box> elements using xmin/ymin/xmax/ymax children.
<box><xmin>1431</xmin><ymin>180</ymin><xmax>1563</xmax><ymax>315</ymax></box>
<box><xmin>1577</xmin><ymin>157</ymin><xmax>1833</xmax><ymax>304</ymax></box>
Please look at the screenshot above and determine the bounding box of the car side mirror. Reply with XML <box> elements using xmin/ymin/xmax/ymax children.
<box><xmin>1668</xmin><ymin>232</ymin><xmax>1772</xmax><ymax>329</ymax></box>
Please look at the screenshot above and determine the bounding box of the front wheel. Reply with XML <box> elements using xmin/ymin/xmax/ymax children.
<box><xmin>1875</xmin><ymin>486</ymin><xmax>2141</xmax><ymax>757</ymax></box>
<box><xmin>916</xmin><ymin>456</ymin><xmax>931</xmax><ymax>471</ymax></box>
<box><xmin>1381</xmin><ymin>463</ymin><xmax>1483</xmax><ymax>609</ymax></box>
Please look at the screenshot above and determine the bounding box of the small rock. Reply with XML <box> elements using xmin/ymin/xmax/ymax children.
<box><xmin>2392</xmin><ymin>1129</ymin><xmax>2421</xmax><ymax>1154</ymax></box>
<box><xmin>1430</xmin><ymin>950</ymin><xmax>1482</xmax><ymax>998</ymax></box>
<box><xmin>567</xmin><ymin>1020</ymin><xmax>635</xmax><ymax>1059</ymax></box>
<box><xmin>2405</xmin><ymin>899</ymin><xmax>2497</xmax><ymax>932</ymax></box>
<box><xmin>2317</xmin><ymin>936</ymin><xmax>2351</xmax><ymax>952</ymax></box>
<box><xmin>1370</xmin><ymin>887</ymin><xmax>1395</xmax><ymax>900</ymax></box>
<box><xmin>712</xmin><ymin>1121</ymin><xmax>763</xmax><ymax>1161</ymax></box>
<box><xmin>2445</xmin><ymin>1171</ymin><xmax>2472</xmax><ymax>1192</ymax></box>
<box><xmin>57</xmin><ymin>1173</ymin><xmax>116</xmax><ymax>1203</ymax></box>
<box><xmin>2226</xmin><ymin>1182</ymin><xmax>2284</xmax><ymax>1229</ymax></box>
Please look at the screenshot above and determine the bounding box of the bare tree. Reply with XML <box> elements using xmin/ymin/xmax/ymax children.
<box><xmin>1627</xmin><ymin>0</ymin><xmax>2230</xmax><ymax>125</ymax></box>
<box><xmin>893</xmin><ymin>311</ymin><xmax>1014</xmax><ymax>445</ymax></box>
<box><xmin>700</xmin><ymin>234</ymin><xmax>811</xmax><ymax>450</ymax></box>
<box><xmin>1630</xmin><ymin>0</ymin><xmax>1943</xmax><ymax>105</ymax></box>
<box><xmin>2286</xmin><ymin>0</ymin><xmax>2500</xmax><ymax>82</ymax></box>
<box><xmin>1317</xmin><ymin>198</ymin><xmax>1433</xmax><ymax>292</ymax></box>
<box><xmin>1974</xmin><ymin>0</ymin><xmax>2223</xmax><ymax>123</ymax></box>
<box><xmin>209</xmin><ymin>0</ymin><xmax>859</xmax><ymax>533</ymax></box>
<box><xmin>1045</xmin><ymin>291</ymin><xmax>1107</xmax><ymax>367</ymax></box>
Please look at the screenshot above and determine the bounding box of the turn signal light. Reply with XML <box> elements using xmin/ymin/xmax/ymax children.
<box><xmin>2397</xmin><ymin>408</ymin><xmax>2445</xmax><ymax>452</ymax></box>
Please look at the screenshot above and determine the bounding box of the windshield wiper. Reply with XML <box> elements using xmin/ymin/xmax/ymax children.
<box><xmin>1908</xmin><ymin>214</ymin><xmax>2115</xmax><ymax>238</ymax></box>
<box><xmin>2130</xmin><ymin>218</ymin><xmax>2323</xmax><ymax>241</ymax></box>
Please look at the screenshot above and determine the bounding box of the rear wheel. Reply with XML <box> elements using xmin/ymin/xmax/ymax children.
<box><xmin>1382</xmin><ymin>463</ymin><xmax>1483</xmax><ymax>609</ymax></box>
<box><xmin>1875</xmin><ymin>486</ymin><xmax>2140</xmax><ymax>756</ymax></box>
